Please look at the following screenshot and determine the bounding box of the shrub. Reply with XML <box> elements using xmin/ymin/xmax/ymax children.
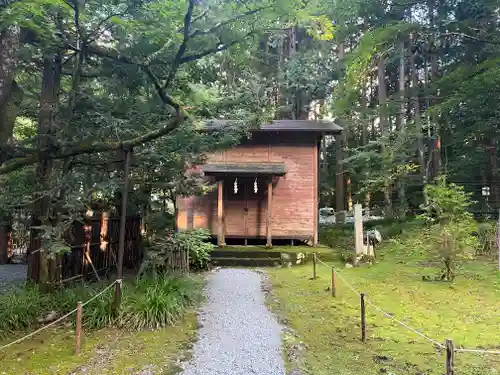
<box><xmin>174</xmin><ymin>229</ymin><xmax>214</xmax><ymax>270</ymax></box>
<box><xmin>120</xmin><ymin>276</ymin><xmax>200</xmax><ymax>330</ymax></box>
<box><xmin>476</xmin><ymin>221</ymin><xmax>496</xmax><ymax>256</ymax></box>
<box><xmin>0</xmin><ymin>285</ymin><xmax>49</xmax><ymax>335</ymax></box>
<box><xmin>0</xmin><ymin>275</ymin><xmax>202</xmax><ymax>336</ymax></box>
<box><xmin>140</xmin><ymin>228</ymin><xmax>214</xmax><ymax>277</ymax></box>
<box><xmin>420</xmin><ymin>178</ymin><xmax>478</xmax><ymax>281</ymax></box>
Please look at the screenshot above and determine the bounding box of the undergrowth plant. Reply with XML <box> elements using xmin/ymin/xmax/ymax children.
<box><xmin>420</xmin><ymin>177</ymin><xmax>478</xmax><ymax>281</ymax></box>
<box><xmin>0</xmin><ymin>275</ymin><xmax>202</xmax><ymax>336</ymax></box>
<box><xmin>140</xmin><ymin>228</ymin><xmax>214</xmax><ymax>277</ymax></box>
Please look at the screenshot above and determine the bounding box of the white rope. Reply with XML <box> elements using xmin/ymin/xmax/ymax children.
<box><xmin>315</xmin><ymin>255</ymin><xmax>444</xmax><ymax>348</ymax></box>
<box><xmin>316</xmin><ymin>256</ymin><xmax>361</xmax><ymax>296</ymax></box>
<box><xmin>364</xmin><ymin>299</ymin><xmax>444</xmax><ymax>348</ymax></box>
<box><xmin>0</xmin><ymin>279</ymin><xmax>119</xmax><ymax>351</ymax></box>
<box><xmin>455</xmin><ymin>348</ymin><xmax>500</xmax><ymax>355</ymax></box>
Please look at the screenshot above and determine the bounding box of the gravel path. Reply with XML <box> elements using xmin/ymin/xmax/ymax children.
<box><xmin>0</xmin><ymin>264</ymin><xmax>27</xmax><ymax>294</ymax></box>
<box><xmin>179</xmin><ymin>268</ymin><xmax>286</xmax><ymax>375</ymax></box>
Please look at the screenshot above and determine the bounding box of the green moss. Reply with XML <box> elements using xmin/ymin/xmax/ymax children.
<box><xmin>0</xmin><ymin>312</ymin><xmax>198</xmax><ymax>375</ymax></box>
<box><xmin>267</xmin><ymin>231</ymin><xmax>500</xmax><ymax>375</ymax></box>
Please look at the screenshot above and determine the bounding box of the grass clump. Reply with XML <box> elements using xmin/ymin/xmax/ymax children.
<box><xmin>121</xmin><ymin>276</ymin><xmax>202</xmax><ymax>330</ymax></box>
<box><xmin>0</xmin><ymin>274</ymin><xmax>203</xmax><ymax>336</ymax></box>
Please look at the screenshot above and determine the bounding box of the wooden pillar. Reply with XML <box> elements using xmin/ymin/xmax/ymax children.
<box><xmin>335</xmin><ymin>132</ymin><xmax>345</xmax><ymax>224</ymax></box>
<box><xmin>313</xmin><ymin>138</ymin><xmax>319</xmax><ymax>245</ymax></box>
<box><xmin>266</xmin><ymin>180</ymin><xmax>273</xmax><ymax>248</ymax></box>
<box><xmin>217</xmin><ymin>180</ymin><xmax>225</xmax><ymax>247</ymax></box>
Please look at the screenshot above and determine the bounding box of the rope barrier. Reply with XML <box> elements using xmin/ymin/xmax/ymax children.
<box><xmin>314</xmin><ymin>255</ymin><xmax>500</xmax><ymax>355</ymax></box>
<box><xmin>454</xmin><ymin>348</ymin><xmax>500</xmax><ymax>355</ymax></box>
<box><xmin>316</xmin><ymin>256</ymin><xmax>445</xmax><ymax>348</ymax></box>
<box><xmin>0</xmin><ymin>279</ymin><xmax>121</xmax><ymax>351</ymax></box>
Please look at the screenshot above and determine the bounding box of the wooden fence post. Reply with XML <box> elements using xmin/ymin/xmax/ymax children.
<box><xmin>75</xmin><ymin>301</ymin><xmax>83</xmax><ymax>355</ymax></box>
<box><xmin>312</xmin><ymin>253</ymin><xmax>317</xmax><ymax>279</ymax></box>
<box><xmin>361</xmin><ymin>293</ymin><xmax>366</xmax><ymax>343</ymax></box>
<box><xmin>331</xmin><ymin>268</ymin><xmax>336</xmax><ymax>297</ymax></box>
<box><xmin>445</xmin><ymin>339</ymin><xmax>455</xmax><ymax>375</ymax></box>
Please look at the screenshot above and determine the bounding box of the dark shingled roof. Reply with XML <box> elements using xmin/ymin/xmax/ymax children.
<box><xmin>205</xmin><ymin>119</ymin><xmax>342</xmax><ymax>134</ymax></box>
<box><xmin>201</xmin><ymin>162</ymin><xmax>287</xmax><ymax>176</ymax></box>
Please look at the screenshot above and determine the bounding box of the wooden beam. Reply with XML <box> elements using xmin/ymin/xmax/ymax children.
<box><xmin>217</xmin><ymin>180</ymin><xmax>225</xmax><ymax>247</ymax></box>
<box><xmin>266</xmin><ymin>180</ymin><xmax>273</xmax><ymax>248</ymax></box>
<box><xmin>336</xmin><ymin>132</ymin><xmax>345</xmax><ymax>223</ymax></box>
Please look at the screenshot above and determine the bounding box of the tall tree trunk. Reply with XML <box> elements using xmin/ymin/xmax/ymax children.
<box><xmin>0</xmin><ymin>26</ymin><xmax>22</xmax><ymax>161</ymax></box>
<box><xmin>336</xmin><ymin>41</ymin><xmax>346</xmax><ymax>222</ymax></box>
<box><xmin>360</xmin><ymin>80</ymin><xmax>368</xmax><ymax>146</ymax></box>
<box><xmin>428</xmin><ymin>2</ymin><xmax>441</xmax><ymax>180</ymax></box>
<box><xmin>397</xmin><ymin>42</ymin><xmax>406</xmax><ymax>216</ymax></box>
<box><xmin>378</xmin><ymin>55</ymin><xmax>392</xmax><ymax>217</ymax></box>
<box><xmin>29</xmin><ymin>53</ymin><xmax>62</xmax><ymax>286</ymax></box>
<box><xmin>377</xmin><ymin>56</ymin><xmax>388</xmax><ymax>137</ymax></box>
<box><xmin>487</xmin><ymin>138</ymin><xmax>499</xmax><ymax>207</ymax></box>
<box><xmin>370</xmin><ymin>74</ymin><xmax>376</xmax><ymax>139</ymax></box>
<box><xmin>410</xmin><ymin>43</ymin><xmax>425</xmax><ymax>183</ymax></box>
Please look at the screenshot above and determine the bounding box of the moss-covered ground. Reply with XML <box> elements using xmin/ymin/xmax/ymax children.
<box><xmin>0</xmin><ymin>312</ymin><xmax>197</xmax><ymax>375</ymax></box>
<box><xmin>267</xmin><ymin>228</ymin><xmax>500</xmax><ymax>375</ymax></box>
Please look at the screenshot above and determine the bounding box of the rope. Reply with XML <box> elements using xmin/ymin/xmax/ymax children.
<box><xmin>315</xmin><ymin>256</ymin><xmax>500</xmax><ymax>353</ymax></box>
<box><xmin>316</xmin><ymin>256</ymin><xmax>360</xmax><ymax>296</ymax></box>
<box><xmin>364</xmin><ymin>299</ymin><xmax>444</xmax><ymax>348</ymax></box>
<box><xmin>315</xmin><ymin>255</ymin><xmax>444</xmax><ymax>348</ymax></box>
<box><xmin>0</xmin><ymin>279</ymin><xmax>121</xmax><ymax>351</ymax></box>
<box><xmin>455</xmin><ymin>348</ymin><xmax>500</xmax><ymax>355</ymax></box>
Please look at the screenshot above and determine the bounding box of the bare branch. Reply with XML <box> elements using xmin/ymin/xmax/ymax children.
<box><xmin>438</xmin><ymin>31</ymin><xmax>500</xmax><ymax>45</ymax></box>
<box><xmin>163</xmin><ymin>0</ymin><xmax>196</xmax><ymax>90</ymax></box>
<box><xmin>180</xmin><ymin>31</ymin><xmax>257</xmax><ymax>64</ymax></box>
<box><xmin>0</xmin><ymin>115</ymin><xmax>186</xmax><ymax>175</ymax></box>
<box><xmin>79</xmin><ymin>44</ymin><xmax>181</xmax><ymax>113</ymax></box>
<box><xmin>190</xmin><ymin>6</ymin><xmax>269</xmax><ymax>38</ymax></box>
<box><xmin>83</xmin><ymin>7</ymin><xmax>131</xmax><ymax>44</ymax></box>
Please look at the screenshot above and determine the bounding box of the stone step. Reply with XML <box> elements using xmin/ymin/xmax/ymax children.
<box><xmin>211</xmin><ymin>257</ymin><xmax>282</xmax><ymax>267</ymax></box>
<box><xmin>211</xmin><ymin>250</ymin><xmax>282</xmax><ymax>259</ymax></box>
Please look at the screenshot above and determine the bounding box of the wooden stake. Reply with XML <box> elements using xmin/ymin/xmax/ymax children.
<box><xmin>312</xmin><ymin>253</ymin><xmax>317</xmax><ymax>279</ymax></box>
<box><xmin>445</xmin><ymin>339</ymin><xmax>454</xmax><ymax>375</ymax></box>
<box><xmin>75</xmin><ymin>301</ymin><xmax>83</xmax><ymax>355</ymax></box>
<box><xmin>84</xmin><ymin>251</ymin><xmax>101</xmax><ymax>282</ymax></box>
<box><xmin>266</xmin><ymin>180</ymin><xmax>273</xmax><ymax>248</ymax></box>
<box><xmin>331</xmin><ymin>268</ymin><xmax>336</xmax><ymax>297</ymax></box>
<box><xmin>361</xmin><ymin>293</ymin><xmax>366</xmax><ymax>343</ymax></box>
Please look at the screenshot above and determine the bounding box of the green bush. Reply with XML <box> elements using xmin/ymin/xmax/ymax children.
<box><xmin>476</xmin><ymin>221</ymin><xmax>496</xmax><ymax>256</ymax></box>
<box><xmin>0</xmin><ymin>286</ymin><xmax>49</xmax><ymax>335</ymax></box>
<box><xmin>0</xmin><ymin>275</ymin><xmax>202</xmax><ymax>336</ymax></box>
<box><xmin>420</xmin><ymin>178</ymin><xmax>479</xmax><ymax>280</ymax></box>
<box><xmin>140</xmin><ymin>228</ymin><xmax>214</xmax><ymax>277</ymax></box>
<box><xmin>121</xmin><ymin>276</ymin><xmax>201</xmax><ymax>330</ymax></box>
<box><xmin>174</xmin><ymin>229</ymin><xmax>214</xmax><ymax>270</ymax></box>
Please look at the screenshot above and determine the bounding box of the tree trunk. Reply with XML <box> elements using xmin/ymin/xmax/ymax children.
<box><xmin>360</xmin><ymin>80</ymin><xmax>368</xmax><ymax>146</ymax></box>
<box><xmin>378</xmin><ymin>55</ymin><xmax>392</xmax><ymax>216</ymax></box>
<box><xmin>487</xmin><ymin>138</ymin><xmax>499</xmax><ymax>207</ymax></box>
<box><xmin>377</xmin><ymin>56</ymin><xmax>388</xmax><ymax>137</ymax></box>
<box><xmin>335</xmin><ymin>41</ymin><xmax>346</xmax><ymax>222</ymax></box>
<box><xmin>29</xmin><ymin>53</ymin><xmax>62</xmax><ymax>286</ymax></box>
<box><xmin>0</xmin><ymin>26</ymin><xmax>22</xmax><ymax>160</ymax></box>
<box><xmin>410</xmin><ymin>43</ymin><xmax>425</xmax><ymax>183</ymax></box>
<box><xmin>397</xmin><ymin>42</ymin><xmax>406</xmax><ymax>216</ymax></box>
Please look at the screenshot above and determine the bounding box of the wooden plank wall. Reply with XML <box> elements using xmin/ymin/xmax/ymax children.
<box><xmin>24</xmin><ymin>214</ymin><xmax>142</xmax><ymax>283</ymax></box>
